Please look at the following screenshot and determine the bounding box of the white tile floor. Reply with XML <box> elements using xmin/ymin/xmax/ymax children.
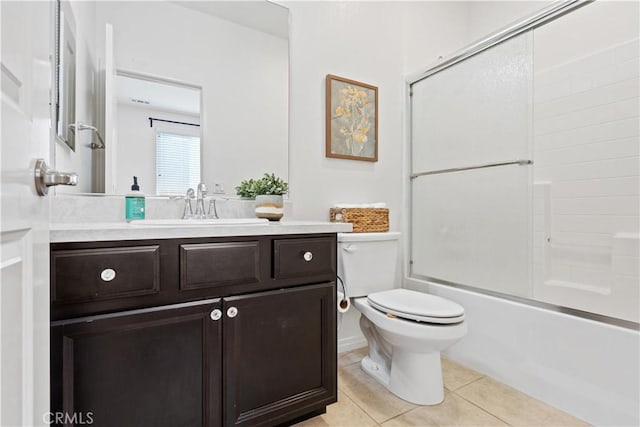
<box><xmin>296</xmin><ymin>348</ymin><xmax>589</xmax><ymax>427</ymax></box>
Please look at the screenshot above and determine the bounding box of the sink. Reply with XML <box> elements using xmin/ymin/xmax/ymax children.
<box><xmin>129</xmin><ymin>218</ymin><xmax>269</xmax><ymax>226</ymax></box>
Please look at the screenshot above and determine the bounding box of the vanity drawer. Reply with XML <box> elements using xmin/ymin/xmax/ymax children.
<box><xmin>51</xmin><ymin>246</ymin><xmax>161</xmax><ymax>304</ymax></box>
<box><xmin>273</xmin><ymin>237</ymin><xmax>335</xmax><ymax>280</ymax></box>
<box><xmin>180</xmin><ymin>241</ymin><xmax>261</xmax><ymax>291</ymax></box>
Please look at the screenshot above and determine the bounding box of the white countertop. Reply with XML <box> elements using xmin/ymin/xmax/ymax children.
<box><xmin>50</xmin><ymin>220</ymin><xmax>353</xmax><ymax>243</ymax></box>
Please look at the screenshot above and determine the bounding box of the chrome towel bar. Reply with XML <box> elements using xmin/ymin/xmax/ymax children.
<box><xmin>410</xmin><ymin>159</ymin><xmax>532</xmax><ymax>179</ymax></box>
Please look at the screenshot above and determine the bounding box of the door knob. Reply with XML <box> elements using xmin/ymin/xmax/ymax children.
<box><xmin>210</xmin><ymin>309</ymin><xmax>222</xmax><ymax>321</ymax></box>
<box><xmin>34</xmin><ymin>158</ymin><xmax>78</xmax><ymax>196</ymax></box>
<box><xmin>227</xmin><ymin>307</ymin><xmax>238</xmax><ymax>318</ymax></box>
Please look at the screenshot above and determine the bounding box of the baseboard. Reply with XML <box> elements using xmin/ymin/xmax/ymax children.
<box><xmin>338</xmin><ymin>336</ymin><xmax>367</xmax><ymax>354</ymax></box>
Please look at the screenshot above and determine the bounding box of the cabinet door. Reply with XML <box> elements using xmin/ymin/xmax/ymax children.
<box><xmin>223</xmin><ymin>283</ymin><xmax>337</xmax><ymax>426</ymax></box>
<box><xmin>51</xmin><ymin>299</ymin><xmax>222</xmax><ymax>427</ymax></box>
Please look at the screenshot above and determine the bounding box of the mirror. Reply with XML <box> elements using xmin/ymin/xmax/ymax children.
<box><xmin>55</xmin><ymin>1</ymin><xmax>77</xmax><ymax>151</ymax></box>
<box><xmin>54</xmin><ymin>0</ymin><xmax>289</xmax><ymax>196</ymax></box>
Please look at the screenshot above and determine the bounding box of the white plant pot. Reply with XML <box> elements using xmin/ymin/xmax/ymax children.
<box><xmin>255</xmin><ymin>195</ymin><xmax>284</xmax><ymax>221</ymax></box>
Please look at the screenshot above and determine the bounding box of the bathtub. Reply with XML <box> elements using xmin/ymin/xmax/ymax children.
<box><xmin>406</xmin><ymin>277</ymin><xmax>640</xmax><ymax>427</ymax></box>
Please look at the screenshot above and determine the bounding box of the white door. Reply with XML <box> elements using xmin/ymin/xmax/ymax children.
<box><xmin>1</xmin><ymin>1</ymin><xmax>54</xmax><ymax>426</ymax></box>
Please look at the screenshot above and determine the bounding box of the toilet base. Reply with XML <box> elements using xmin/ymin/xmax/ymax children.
<box><xmin>361</xmin><ymin>350</ymin><xmax>444</xmax><ymax>405</ymax></box>
<box><xmin>361</xmin><ymin>355</ymin><xmax>390</xmax><ymax>386</ymax></box>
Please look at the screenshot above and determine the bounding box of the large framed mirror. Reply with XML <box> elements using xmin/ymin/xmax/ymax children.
<box><xmin>54</xmin><ymin>0</ymin><xmax>289</xmax><ymax>196</ymax></box>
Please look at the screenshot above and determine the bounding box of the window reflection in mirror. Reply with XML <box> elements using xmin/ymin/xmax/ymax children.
<box><xmin>114</xmin><ymin>73</ymin><xmax>201</xmax><ymax>195</ymax></box>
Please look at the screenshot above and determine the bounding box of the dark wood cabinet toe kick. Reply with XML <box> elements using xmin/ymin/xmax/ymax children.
<box><xmin>50</xmin><ymin>233</ymin><xmax>338</xmax><ymax>427</ymax></box>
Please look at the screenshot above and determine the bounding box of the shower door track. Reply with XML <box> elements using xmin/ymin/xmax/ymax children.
<box><xmin>413</xmin><ymin>275</ymin><xmax>639</xmax><ymax>331</ymax></box>
<box><xmin>408</xmin><ymin>0</ymin><xmax>592</xmax><ymax>85</ymax></box>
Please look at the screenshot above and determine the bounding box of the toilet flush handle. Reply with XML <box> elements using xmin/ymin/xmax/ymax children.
<box><xmin>342</xmin><ymin>245</ymin><xmax>357</xmax><ymax>253</ymax></box>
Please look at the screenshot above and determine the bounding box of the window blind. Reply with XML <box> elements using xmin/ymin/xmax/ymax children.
<box><xmin>156</xmin><ymin>132</ymin><xmax>200</xmax><ymax>195</ymax></box>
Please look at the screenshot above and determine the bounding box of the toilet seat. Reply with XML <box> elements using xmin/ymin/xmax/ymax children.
<box><xmin>367</xmin><ymin>289</ymin><xmax>465</xmax><ymax>324</ymax></box>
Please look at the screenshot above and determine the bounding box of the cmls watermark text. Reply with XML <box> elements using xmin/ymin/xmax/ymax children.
<box><xmin>44</xmin><ymin>412</ymin><xmax>94</xmax><ymax>425</ymax></box>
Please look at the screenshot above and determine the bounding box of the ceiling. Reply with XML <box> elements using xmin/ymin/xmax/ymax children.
<box><xmin>171</xmin><ymin>1</ymin><xmax>289</xmax><ymax>39</ymax></box>
<box><xmin>116</xmin><ymin>74</ymin><xmax>201</xmax><ymax>117</ymax></box>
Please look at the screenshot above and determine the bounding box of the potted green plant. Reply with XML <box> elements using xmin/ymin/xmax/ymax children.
<box><xmin>236</xmin><ymin>173</ymin><xmax>288</xmax><ymax>221</ymax></box>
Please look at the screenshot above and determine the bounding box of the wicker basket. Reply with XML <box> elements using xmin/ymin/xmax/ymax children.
<box><xmin>329</xmin><ymin>208</ymin><xmax>389</xmax><ymax>233</ymax></box>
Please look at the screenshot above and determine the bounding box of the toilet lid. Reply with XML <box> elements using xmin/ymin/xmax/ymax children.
<box><xmin>367</xmin><ymin>289</ymin><xmax>465</xmax><ymax>324</ymax></box>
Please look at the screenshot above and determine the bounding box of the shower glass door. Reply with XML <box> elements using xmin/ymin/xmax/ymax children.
<box><xmin>410</xmin><ymin>1</ymin><xmax>639</xmax><ymax>324</ymax></box>
<box><xmin>410</xmin><ymin>33</ymin><xmax>533</xmax><ymax>298</ymax></box>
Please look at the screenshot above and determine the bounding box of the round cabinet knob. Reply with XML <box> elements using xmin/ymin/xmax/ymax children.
<box><xmin>100</xmin><ymin>268</ymin><xmax>116</xmax><ymax>282</ymax></box>
<box><xmin>227</xmin><ymin>307</ymin><xmax>238</xmax><ymax>318</ymax></box>
<box><xmin>303</xmin><ymin>251</ymin><xmax>313</xmax><ymax>262</ymax></box>
<box><xmin>210</xmin><ymin>309</ymin><xmax>222</xmax><ymax>321</ymax></box>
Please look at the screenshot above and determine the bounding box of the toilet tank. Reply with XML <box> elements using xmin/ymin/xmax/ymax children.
<box><xmin>337</xmin><ymin>232</ymin><xmax>401</xmax><ymax>297</ymax></box>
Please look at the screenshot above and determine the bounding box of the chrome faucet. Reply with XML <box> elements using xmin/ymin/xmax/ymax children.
<box><xmin>195</xmin><ymin>183</ymin><xmax>208</xmax><ymax>218</ymax></box>
<box><xmin>182</xmin><ymin>188</ymin><xmax>195</xmax><ymax>219</ymax></box>
<box><xmin>208</xmin><ymin>198</ymin><xmax>219</xmax><ymax>219</ymax></box>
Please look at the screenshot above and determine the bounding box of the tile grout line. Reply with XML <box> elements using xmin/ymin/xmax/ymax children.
<box><xmin>338</xmin><ymin>364</ymin><xmax>416</xmax><ymax>426</ymax></box>
<box><xmin>379</xmin><ymin>412</ymin><xmax>405</xmax><ymax>426</ymax></box>
<box><xmin>452</xmin><ymin>388</ymin><xmax>514</xmax><ymax>427</ymax></box>
<box><xmin>342</xmin><ymin>353</ymin><xmax>511</xmax><ymax>426</ymax></box>
<box><xmin>336</xmin><ymin>380</ymin><xmax>381</xmax><ymax>426</ymax></box>
<box><xmin>376</xmin><ymin>405</ymin><xmax>422</xmax><ymax>426</ymax></box>
<box><xmin>338</xmin><ymin>351</ymin><xmax>386</xmax><ymax>425</ymax></box>
<box><xmin>456</xmin><ymin>391</ymin><xmax>590</xmax><ymax>427</ymax></box>
<box><xmin>343</xmin><ymin>355</ymin><xmax>491</xmax><ymax>426</ymax></box>
<box><xmin>447</xmin><ymin>374</ymin><xmax>486</xmax><ymax>392</ymax></box>
<box><xmin>339</xmin><ymin>360</ymin><xmax>362</xmax><ymax>369</ymax></box>
<box><xmin>341</xmin><ymin>354</ymin><xmax>587</xmax><ymax>427</ymax></box>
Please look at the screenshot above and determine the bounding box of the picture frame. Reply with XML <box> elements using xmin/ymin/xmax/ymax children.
<box><xmin>326</xmin><ymin>74</ymin><xmax>378</xmax><ymax>162</ymax></box>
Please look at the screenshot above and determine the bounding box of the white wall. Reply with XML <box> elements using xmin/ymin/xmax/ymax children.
<box><xmin>465</xmin><ymin>1</ymin><xmax>551</xmax><ymax>42</ymax></box>
<box><xmin>285</xmin><ymin>1</ymin><xmax>403</xmax><ymax>226</ymax></box>
<box><xmin>401</xmin><ymin>1</ymin><xmax>473</xmax><ymax>75</ymax></box>
<box><xmin>94</xmin><ymin>1</ymin><xmax>288</xmax><ymax>195</ymax></box>
<box><xmin>285</xmin><ymin>1</ymin><xmax>470</xmax><ymax>223</ymax></box>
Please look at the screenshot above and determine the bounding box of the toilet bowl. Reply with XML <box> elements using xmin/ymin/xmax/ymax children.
<box><xmin>338</xmin><ymin>232</ymin><xmax>467</xmax><ymax>405</ymax></box>
<box><xmin>353</xmin><ymin>290</ymin><xmax>467</xmax><ymax>404</ymax></box>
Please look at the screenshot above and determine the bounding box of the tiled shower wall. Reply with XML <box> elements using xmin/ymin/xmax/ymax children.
<box><xmin>532</xmin><ymin>1</ymin><xmax>639</xmax><ymax>322</ymax></box>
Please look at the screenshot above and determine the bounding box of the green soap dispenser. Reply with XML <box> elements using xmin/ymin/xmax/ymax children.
<box><xmin>125</xmin><ymin>176</ymin><xmax>145</xmax><ymax>221</ymax></box>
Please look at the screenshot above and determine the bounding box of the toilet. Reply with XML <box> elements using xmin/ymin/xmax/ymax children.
<box><xmin>338</xmin><ymin>232</ymin><xmax>467</xmax><ymax>405</ymax></box>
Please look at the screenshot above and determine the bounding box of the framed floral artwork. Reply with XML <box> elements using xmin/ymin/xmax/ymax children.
<box><xmin>326</xmin><ymin>74</ymin><xmax>378</xmax><ymax>162</ymax></box>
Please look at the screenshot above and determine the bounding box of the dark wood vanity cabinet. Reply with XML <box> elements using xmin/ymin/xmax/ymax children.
<box><xmin>50</xmin><ymin>234</ymin><xmax>337</xmax><ymax>427</ymax></box>
<box><xmin>223</xmin><ymin>283</ymin><xmax>336</xmax><ymax>426</ymax></box>
<box><xmin>51</xmin><ymin>299</ymin><xmax>223</xmax><ymax>427</ymax></box>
